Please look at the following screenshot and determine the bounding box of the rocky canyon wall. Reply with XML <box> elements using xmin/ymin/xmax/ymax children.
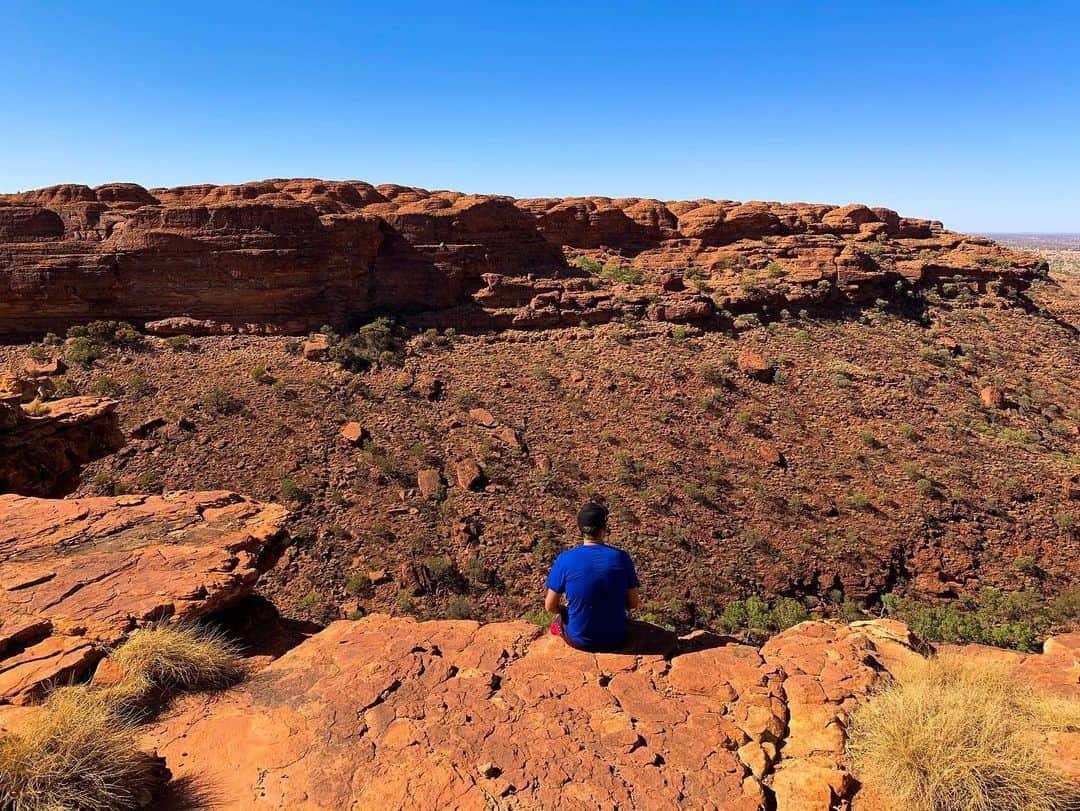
<box><xmin>0</xmin><ymin>179</ymin><xmax>1048</xmax><ymax>336</ymax></box>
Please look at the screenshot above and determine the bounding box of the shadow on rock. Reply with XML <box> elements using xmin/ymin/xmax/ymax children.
<box><xmin>208</xmin><ymin>595</ymin><xmax>323</xmax><ymax>660</ymax></box>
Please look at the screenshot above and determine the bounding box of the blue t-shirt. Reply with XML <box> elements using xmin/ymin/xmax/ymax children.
<box><xmin>545</xmin><ymin>544</ymin><xmax>640</xmax><ymax>649</ymax></box>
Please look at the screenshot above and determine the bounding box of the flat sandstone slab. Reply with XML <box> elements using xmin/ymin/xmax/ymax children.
<box><xmin>0</xmin><ymin>491</ymin><xmax>287</xmax><ymax>704</ymax></box>
<box><xmin>144</xmin><ymin>617</ymin><xmax>944</xmax><ymax>811</ymax></box>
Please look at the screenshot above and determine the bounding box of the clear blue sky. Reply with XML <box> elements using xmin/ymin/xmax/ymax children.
<box><xmin>3</xmin><ymin>1</ymin><xmax>1078</xmax><ymax>231</ymax></box>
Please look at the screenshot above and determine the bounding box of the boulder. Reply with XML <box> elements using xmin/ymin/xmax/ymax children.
<box><xmin>738</xmin><ymin>348</ymin><xmax>775</xmax><ymax>382</ymax></box>
<box><xmin>340</xmin><ymin>421</ymin><xmax>370</xmax><ymax>446</ymax></box>
<box><xmin>23</xmin><ymin>357</ymin><xmax>66</xmax><ymax>377</ymax></box>
<box><xmin>303</xmin><ymin>334</ymin><xmax>330</xmax><ymax>361</ymax></box>
<box><xmin>453</xmin><ymin>458</ymin><xmax>485</xmax><ymax>490</ymax></box>
<box><xmin>416</xmin><ymin>468</ymin><xmax>443</xmax><ymax>499</ymax></box>
<box><xmin>0</xmin><ymin>491</ymin><xmax>288</xmax><ymax>704</ymax></box>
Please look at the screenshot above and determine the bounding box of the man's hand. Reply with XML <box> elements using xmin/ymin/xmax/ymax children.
<box><xmin>545</xmin><ymin>589</ymin><xmax>562</xmax><ymax>614</ymax></box>
<box><xmin>626</xmin><ymin>588</ymin><xmax>639</xmax><ymax>610</ymax></box>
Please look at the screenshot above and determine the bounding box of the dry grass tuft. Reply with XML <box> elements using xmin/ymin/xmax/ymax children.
<box><xmin>107</xmin><ymin>623</ymin><xmax>244</xmax><ymax>701</ymax></box>
<box><xmin>0</xmin><ymin>623</ymin><xmax>243</xmax><ymax>810</ymax></box>
<box><xmin>847</xmin><ymin>651</ymin><xmax>1080</xmax><ymax>811</ymax></box>
<box><xmin>0</xmin><ymin>687</ymin><xmax>157</xmax><ymax>810</ymax></box>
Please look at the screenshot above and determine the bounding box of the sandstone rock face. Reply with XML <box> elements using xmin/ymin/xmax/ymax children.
<box><xmin>0</xmin><ymin>392</ymin><xmax>124</xmax><ymax>497</ymax></box>
<box><xmin>0</xmin><ymin>491</ymin><xmax>287</xmax><ymax>705</ymax></box>
<box><xmin>0</xmin><ymin>180</ymin><xmax>1046</xmax><ymax>336</ymax></box>
<box><xmin>142</xmin><ymin>616</ymin><xmax>960</xmax><ymax>810</ymax></box>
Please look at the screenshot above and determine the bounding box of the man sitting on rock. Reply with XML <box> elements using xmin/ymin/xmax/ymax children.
<box><xmin>544</xmin><ymin>502</ymin><xmax>640</xmax><ymax>651</ymax></box>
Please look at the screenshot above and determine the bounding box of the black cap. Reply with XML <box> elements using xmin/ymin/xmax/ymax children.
<box><xmin>577</xmin><ymin>502</ymin><xmax>609</xmax><ymax>536</ymax></box>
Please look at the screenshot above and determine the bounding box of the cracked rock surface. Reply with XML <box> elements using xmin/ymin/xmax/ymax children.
<box><xmin>0</xmin><ymin>490</ymin><xmax>288</xmax><ymax>705</ymax></box>
<box><xmin>142</xmin><ymin>616</ymin><xmax>1021</xmax><ymax>810</ymax></box>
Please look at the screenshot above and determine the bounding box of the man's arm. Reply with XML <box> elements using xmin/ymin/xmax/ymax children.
<box><xmin>624</xmin><ymin>550</ymin><xmax>641</xmax><ymax>610</ymax></box>
<box><xmin>545</xmin><ymin>588</ymin><xmax>562</xmax><ymax>613</ymax></box>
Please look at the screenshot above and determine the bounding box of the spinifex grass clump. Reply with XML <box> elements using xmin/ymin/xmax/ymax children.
<box><xmin>105</xmin><ymin>623</ymin><xmax>244</xmax><ymax>706</ymax></box>
<box><xmin>0</xmin><ymin>624</ymin><xmax>243</xmax><ymax>810</ymax></box>
<box><xmin>0</xmin><ymin>692</ymin><xmax>157</xmax><ymax>811</ymax></box>
<box><xmin>847</xmin><ymin>652</ymin><xmax>1080</xmax><ymax>811</ymax></box>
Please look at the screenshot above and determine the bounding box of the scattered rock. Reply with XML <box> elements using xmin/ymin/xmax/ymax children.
<box><xmin>340</xmin><ymin>422</ymin><xmax>370</xmax><ymax>446</ymax></box>
<box><xmin>414</xmin><ymin>374</ymin><xmax>443</xmax><ymax>401</ymax></box>
<box><xmin>303</xmin><ymin>334</ymin><xmax>330</xmax><ymax>361</ymax></box>
<box><xmin>1065</xmin><ymin>475</ymin><xmax>1080</xmax><ymax>501</ymax></box>
<box><xmin>131</xmin><ymin>416</ymin><xmax>167</xmax><ymax>439</ymax></box>
<box><xmin>476</xmin><ymin>762</ymin><xmax>501</xmax><ymax>779</ymax></box>
<box><xmin>468</xmin><ymin>407</ymin><xmax>497</xmax><ymax>428</ymax></box>
<box><xmin>453</xmin><ymin>459</ymin><xmax>485</xmax><ymax>491</ymax></box>
<box><xmin>494</xmin><ymin>425</ymin><xmax>522</xmax><ymax>450</ymax></box>
<box><xmin>416</xmin><ymin>468</ymin><xmax>443</xmax><ymax>500</ymax></box>
<box><xmin>757</xmin><ymin>442</ymin><xmax>786</xmax><ymax>467</ymax></box>
<box><xmin>738</xmin><ymin>348</ymin><xmax>774</xmax><ymax>382</ymax></box>
<box><xmin>452</xmin><ymin>516</ymin><xmax>481</xmax><ymax>546</ymax></box>
<box><xmin>658</xmin><ymin>271</ymin><xmax>685</xmax><ymax>292</ymax></box>
<box><xmin>979</xmin><ymin>385</ymin><xmax>1006</xmax><ymax>409</ymax></box>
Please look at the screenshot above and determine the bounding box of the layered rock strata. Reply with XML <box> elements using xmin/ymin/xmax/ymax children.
<box><xmin>0</xmin><ymin>180</ymin><xmax>1047</xmax><ymax>335</ymax></box>
<box><xmin>0</xmin><ymin>491</ymin><xmax>288</xmax><ymax>705</ymax></box>
<box><xmin>0</xmin><ymin>384</ymin><xmax>123</xmax><ymax>497</ymax></box>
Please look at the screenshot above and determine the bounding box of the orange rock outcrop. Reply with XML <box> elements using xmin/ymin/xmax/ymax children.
<box><xmin>139</xmin><ymin>615</ymin><xmax>1077</xmax><ymax>810</ymax></box>
<box><xmin>0</xmin><ymin>491</ymin><xmax>288</xmax><ymax>705</ymax></box>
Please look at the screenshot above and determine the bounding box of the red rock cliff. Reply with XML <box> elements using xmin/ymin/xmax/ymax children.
<box><xmin>0</xmin><ymin>179</ymin><xmax>1046</xmax><ymax>335</ymax></box>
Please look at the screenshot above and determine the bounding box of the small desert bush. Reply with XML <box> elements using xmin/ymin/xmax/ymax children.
<box><xmin>0</xmin><ymin>624</ymin><xmax>241</xmax><ymax>810</ymax></box>
<box><xmin>0</xmin><ymin>690</ymin><xmax>158</xmax><ymax>811</ymax></box>
<box><xmin>881</xmin><ymin>588</ymin><xmax>1074</xmax><ymax>652</ymax></box>
<box><xmin>719</xmin><ymin>595</ymin><xmax>809</xmax><ymax>635</ymax></box>
<box><xmin>106</xmin><ymin>623</ymin><xmax>244</xmax><ymax>701</ymax></box>
<box><xmin>847</xmin><ymin>653</ymin><xmax>1080</xmax><ymax>811</ymax></box>
<box><xmin>323</xmin><ymin>318</ymin><xmax>401</xmax><ymax>372</ymax></box>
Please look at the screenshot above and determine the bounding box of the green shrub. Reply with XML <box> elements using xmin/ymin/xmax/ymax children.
<box><xmin>127</xmin><ymin>375</ymin><xmax>153</xmax><ymax>399</ymax></box>
<box><xmin>165</xmin><ymin>334</ymin><xmax>192</xmax><ymax>352</ymax></box>
<box><xmin>91</xmin><ymin>375</ymin><xmax>123</xmax><ymax>396</ymax></box>
<box><xmin>881</xmin><ymin>588</ymin><xmax>1063</xmax><ymax>652</ymax></box>
<box><xmin>424</xmin><ymin>555</ymin><xmax>455</xmax><ymax>586</ymax></box>
<box><xmin>65</xmin><ymin>336</ymin><xmax>101</xmax><ymax>368</ymax></box>
<box><xmin>203</xmin><ymin>383</ymin><xmax>244</xmax><ymax>415</ymax></box>
<box><xmin>279</xmin><ymin>477</ymin><xmax>308</xmax><ymax>504</ymax></box>
<box><xmin>600</xmin><ymin>260</ymin><xmax>643</xmax><ymax>284</ymax></box>
<box><xmin>901</xmin><ymin>462</ymin><xmax>922</xmax><ymax>482</ymax></box>
<box><xmin>859</xmin><ymin>430</ymin><xmax>883</xmax><ymax>449</ymax></box>
<box><xmin>447</xmin><ymin>596</ymin><xmax>472</xmax><ymax>620</ymax></box>
<box><xmin>326</xmin><ymin>318</ymin><xmax>401</xmax><ymax>372</ymax></box>
<box><xmin>771</xmin><ymin>597</ymin><xmax>810</xmax><ymax>630</ymax></box>
<box><xmin>570</xmin><ymin>255</ymin><xmax>604</xmax><ymax>275</ymax></box>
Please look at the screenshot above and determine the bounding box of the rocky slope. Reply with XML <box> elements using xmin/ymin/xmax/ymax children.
<box><xmin>0</xmin><ymin>491</ymin><xmax>287</xmax><ymax>705</ymax></box>
<box><xmin>0</xmin><ymin>179</ymin><xmax>1046</xmax><ymax>336</ymax></box>
<box><xmin>141</xmin><ymin>615</ymin><xmax>1078</xmax><ymax>810</ymax></box>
